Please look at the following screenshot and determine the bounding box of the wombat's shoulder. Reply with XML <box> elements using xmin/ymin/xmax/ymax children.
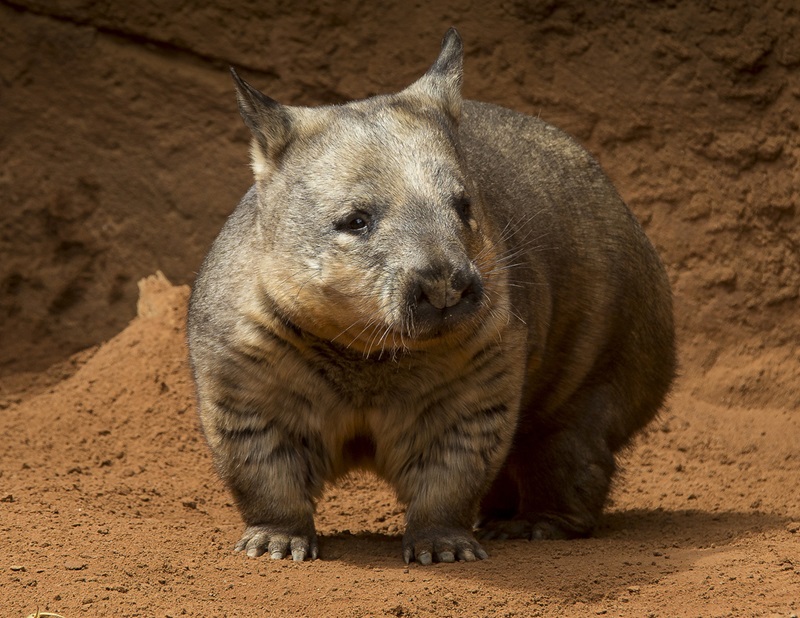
<box><xmin>187</xmin><ymin>186</ymin><xmax>260</xmax><ymax>338</ymax></box>
<box><xmin>458</xmin><ymin>100</ymin><xmax>628</xmax><ymax>240</ymax></box>
<box><xmin>461</xmin><ymin>100</ymin><xmax>603</xmax><ymax>180</ymax></box>
<box><xmin>462</xmin><ymin>99</ymin><xmax>554</xmax><ymax>135</ymax></box>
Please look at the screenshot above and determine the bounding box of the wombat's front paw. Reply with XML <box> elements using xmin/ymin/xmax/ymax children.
<box><xmin>234</xmin><ymin>524</ymin><xmax>319</xmax><ymax>561</ymax></box>
<box><xmin>402</xmin><ymin>526</ymin><xmax>489</xmax><ymax>565</ymax></box>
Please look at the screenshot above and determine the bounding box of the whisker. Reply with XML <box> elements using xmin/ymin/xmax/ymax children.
<box><xmin>330</xmin><ymin>319</ymin><xmax>362</xmax><ymax>344</ymax></box>
<box><xmin>347</xmin><ymin>318</ymin><xmax>379</xmax><ymax>351</ymax></box>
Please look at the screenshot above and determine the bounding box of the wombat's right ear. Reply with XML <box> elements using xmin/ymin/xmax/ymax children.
<box><xmin>403</xmin><ymin>28</ymin><xmax>463</xmax><ymax>123</ymax></box>
<box><xmin>230</xmin><ymin>67</ymin><xmax>292</xmax><ymax>180</ymax></box>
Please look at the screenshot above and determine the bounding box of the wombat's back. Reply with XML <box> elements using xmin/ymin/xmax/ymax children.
<box><xmin>460</xmin><ymin>100</ymin><xmax>675</xmax><ymax>443</ymax></box>
<box><xmin>460</xmin><ymin>100</ymin><xmax>675</xmax><ymax>539</ymax></box>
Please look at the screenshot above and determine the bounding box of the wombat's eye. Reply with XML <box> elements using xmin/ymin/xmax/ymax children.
<box><xmin>337</xmin><ymin>211</ymin><xmax>372</xmax><ymax>234</ymax></box>
<box><xmin>454</xmin><ymin>195</ymin><xmax>471</xmax><ymax>221</ymax></box>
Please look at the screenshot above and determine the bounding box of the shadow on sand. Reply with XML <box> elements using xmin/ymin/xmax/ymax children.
<box><xmin>316</xmin><ymin>507</ymin><xmax>787</xmax><ymax>602</ymax></box>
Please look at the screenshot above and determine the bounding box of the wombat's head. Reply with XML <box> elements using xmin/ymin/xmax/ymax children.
<box><xmin>232</xmin><ymin>29</ymin><xmax>507</xmax><ymax>354</ymax></box>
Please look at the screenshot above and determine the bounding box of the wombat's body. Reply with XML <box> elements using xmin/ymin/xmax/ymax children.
<box><xmin>187</xmin><ymin>30</ymin><xmax>675</xmax><ymax>564</ymax></box>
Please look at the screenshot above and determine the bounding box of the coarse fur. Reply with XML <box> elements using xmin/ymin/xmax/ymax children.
<box><xmin>187</xmin><ymin>28</ymin><xmax>676</xmax><ymax>565</ymax></box>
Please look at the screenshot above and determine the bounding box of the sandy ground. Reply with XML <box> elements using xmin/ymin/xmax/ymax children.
<box><xmin>1</xmin><ymin>275</ymin><xmax>798</xmax><ymax>617</ymax></box>
<box><xmin>1</xmin><ymin>1</ymin><xmax>800</xmax><ymax>617</ymax></box>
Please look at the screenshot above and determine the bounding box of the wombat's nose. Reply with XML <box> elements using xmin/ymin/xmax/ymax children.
<box><xmin>414</xmin><ymin>266</ymin><xmax>480</xmax><ymax>311</ymax></box>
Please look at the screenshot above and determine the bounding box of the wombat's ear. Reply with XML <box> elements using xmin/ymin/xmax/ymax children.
<box><xmin>230</xmin><ymin>67</ymin><xmax>293</xmax><ymax>180</ymax></box>
<box><xmin>404</xmin><ymin>28</ymin><xmax>463</xmax><ymax>123</ymax></box>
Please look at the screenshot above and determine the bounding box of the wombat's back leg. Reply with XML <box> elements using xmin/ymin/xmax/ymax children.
<box><xmin>477</xmin><ymin>466</ymin><xmax>519</xmax><ymax>524</ymax></box>
<box><xmin>479</xmin><ymin>380</ymin><xmax>645</xmax><ymax>540</ymax></box>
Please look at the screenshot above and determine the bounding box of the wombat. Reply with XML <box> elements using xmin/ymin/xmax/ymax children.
<box><xmin>187</xmin><ymin>28</ymin><xmax>675</xmax><ymax>565</ymax></box>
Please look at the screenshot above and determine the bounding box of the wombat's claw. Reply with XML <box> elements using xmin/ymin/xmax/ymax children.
<box><xmin>234</xmin><ymin>525</ymin><xmax>318</xmax><ymax>561</ymax></box>
<box><xmin>402</xmin><ymin>527</ymin><xmax>489</xmax><ymax>565</ymax></box>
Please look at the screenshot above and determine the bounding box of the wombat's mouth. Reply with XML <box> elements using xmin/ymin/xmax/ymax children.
<box><xmin>323</xmin><ymin>292</ymin><xmax>484</xmax><ymax>356</ymax></box>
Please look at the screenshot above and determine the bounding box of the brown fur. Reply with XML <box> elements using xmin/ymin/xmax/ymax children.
<box><xmin>187</xmin><ymin>29</ymin><xmax>675</xmax><ymax>564</ymax></box>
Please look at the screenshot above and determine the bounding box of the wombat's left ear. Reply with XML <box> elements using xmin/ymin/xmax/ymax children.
<box><xmin>404</xmin><ymin>27</ymin><xmax>463</xmax><ymax>123</ymax></box>
<box><xmin>230</xmin><ymin>67</ymin><xmax>294</xmax><ymax>181</ymax></box>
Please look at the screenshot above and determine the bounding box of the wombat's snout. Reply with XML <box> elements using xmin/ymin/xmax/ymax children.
<box><xmin>408</xmin><ymin>263</ymin><xmax>483</xmax><ymax>335</ymax></box>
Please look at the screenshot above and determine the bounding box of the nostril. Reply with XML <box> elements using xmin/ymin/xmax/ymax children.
<box><xmin>459</xmin><ymin>279</ymin><xmax>477</xmax><ymax>302</ymax></box>
<box><xmin>450</xmin><ymin>270</ymin><xmax>467</xmax><ymax>294</ymax></box>
<box><xmin>444</xmin><ymin>284</ymin><xmax>464</xmax><ymax>308</ymax></box>
<box><xmin>447</xmin><ymin>267</ymin><xmax>480</xmax><ymax>307</ymax></box>
<box><xmin>413</xmin><ymin>281</ymin><xmax>427</xmax><ymax>305</ymax></box>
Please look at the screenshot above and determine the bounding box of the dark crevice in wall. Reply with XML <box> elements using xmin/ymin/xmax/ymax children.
<box><xmin>0</xmin><ymin>0</ymin><xmax>279</xmax><ymax>79</ymax></box>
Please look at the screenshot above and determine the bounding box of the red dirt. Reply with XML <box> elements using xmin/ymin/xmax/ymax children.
<box><xmin>1</xmin><ymin>2</ymin><xmax>799</xmax><ymax>616</ymax></box>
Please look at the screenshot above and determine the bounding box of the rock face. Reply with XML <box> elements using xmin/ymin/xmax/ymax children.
<box><xmin>1</xmin><ymin>2</ymin><xmax>798</xmax><ymax>390</ymax></box>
